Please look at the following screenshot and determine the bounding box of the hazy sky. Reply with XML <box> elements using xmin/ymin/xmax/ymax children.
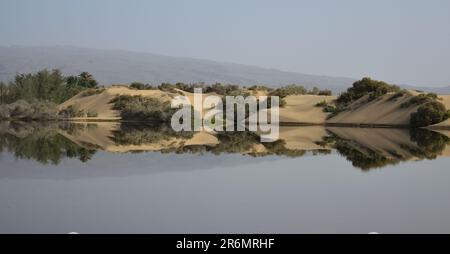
<box><xmin>1</xmin><ymin>0</ymin><xmax>450</xmax><ymax>86</ymax></box>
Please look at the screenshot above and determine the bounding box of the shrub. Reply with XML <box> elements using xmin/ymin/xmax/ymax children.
<box><xmin>401</xmin><ymin>93</ymin><xmax>438</xmax><ymax>108</ymax></box>
<box><xmin>204</xmin><ymin>83</ymin><xmax>242</xmax><ymax>95</ymax></box>
<box><xmin>158</xmin><ymin>82</ymin><xmax>177</xmax><ymax>92</ymax></box>
<box><xmin>315</xmin><ymin>100</ymin><xmax>328</xmax><ymax>107</ymax></box>
<box><xmin>248</xmin><ymin>85</ymin><xmax>273</xmax><ymax>92</ymax></box>
<box><xmin>337</xmin><ymin>77</ymin><xmax>400</xmax><ymax>106</ymax></box>
<box><xmin>0</xmin><ymin>100</ymin><xmax>57</xmax><ymax>120</ymax></box>
<box><xmin>58</xmin><ymin>104</ymin><xmax>85</xmax><ymax>118</ymax></box>
<box><xmin>410</xmin><ymin>101</ymin><xmax>449</xmax><ymax>127</ymax></box>
<box><xmin>0</xmin><ymin>104</ymin><xmax>10</xmax><ymax>119</ymax></box>
<box><xmin>79</xmin><ymin>88</ymin><xmax>104</xmax><ymax>97</ymax></box>
<box><xmin>269</xmin><ymin>85</ymin><xmax>307</xmax><ymax>98</ymax></box>
<box><xmin>318</xmin><ymin>90</ymin><xmax>332</xmax><ymax>96</ymax></box>
<box><xmin>86</xmin><ymin>110</ymin><xmax>98</xmax><ymax>117</ymax></box>
<box><xmin>110</xmin><ymin>95</ymin><xmax>175</xmax><ymax>122</ymax></box>
<box><xmin>388</xmin><ymin>91</ymin><xmax>407</xmax><ymax>101</ymax></box>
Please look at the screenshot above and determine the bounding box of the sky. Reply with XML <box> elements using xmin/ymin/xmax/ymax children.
<box><xmin>1</xmin><ymin>0</ymin><xmax>450</xmax><ymax>86</ymax></box>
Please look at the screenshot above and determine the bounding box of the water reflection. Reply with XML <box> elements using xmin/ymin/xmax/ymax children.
<box><xmin>0</xmin><ymin>121</ymin><xmax>449</xmax><ymax>170</ymax></box>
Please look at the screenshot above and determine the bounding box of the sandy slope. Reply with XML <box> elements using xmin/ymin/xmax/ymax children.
<box><xmin>58</xmin><ymin>86</ymin><xmax>172</xmax><ymax>120</ymax></box>
<box><xmin>59</xmin><ymin>86</ymin><xmax>336</xmax><ymax>124</ymax></box>
<box><xmin>277</xmin><ymin>95</ymin><xmax>336</xmax><ymax>124</ymax></box>
<box><xmin>327</xmin><ymin>91</ymin><xmax>421</xmax><ymax>126</ymax></box>
<box><xmin>58</xmin><ymin>87</ymin><xmax>450</xmax><ymax>127</ymax></box>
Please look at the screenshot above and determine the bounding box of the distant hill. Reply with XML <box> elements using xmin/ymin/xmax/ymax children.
<box><xmin>1</xmin><ymin>46</ymin><xmax>449</xmax><ymax>94</ymax></box>
<box><xmin>400</xmin><ymin>84</ymin><xmax>450</xmax><ymax>95</ymax></box>
<box><xmin>0</xmin><ymin>46</ymin><xmax>354</xmax><ymax>93</ymax></box>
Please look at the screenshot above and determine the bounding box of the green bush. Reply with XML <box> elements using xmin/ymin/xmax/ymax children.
<box><xmin>0</xmin><ymin>100</ymin><xmax>58</xmax><ymax>120</ymax></box>
<box><xmin>58</xmin><ymin>105</ymin><xmax>85</xmax><ymax>118</ymax></box>
<box><xmin>401</xmin><ymin>93</ymin><xmax>438</xmax><ymax>108</ymax></box>
<box><xmin>388</xmin><ymin>91</ymin><xmax>407</xmax><ymax>101</ymax></box>
<box><xmin>269</xmin><ymin>85</ymin><xmax>307</xmax><ymax>98</ymax></box>
<box><xmin>315</xmin><ymin>100</ymin><xmax>328</xmax><ymax>107</ymax></box>
<box><xmin>337</xmin><ymin>77</ymin><xmax>400</xmax><ymax>106</ymax></box>
<box><xmin>86</xmin><ymin>110</ymin><xmax>98</xmax><ymax>117</ymax></box>
<box><xmin>318</xmin><ymin>90</ymin><xmax>332</xmax><ymax>96</ymax></box>
<box><xmin>410</xmin><ymin>101</ymin><xmax>449</xmax><ymax>127</ymax></box>
<box><xmin>130</xmin><ymin>82</ymin><xmax>157</xmax><ymax>90</ymax></box>
<box><xmin>110</xmin><ymin>95</ymin><xmax>176</xmax><ymax>122</ymax></box>
<box><xmin>79</xmin><ymin>88</ymin><xmax>104</xmax><ymax>97</ymax></box>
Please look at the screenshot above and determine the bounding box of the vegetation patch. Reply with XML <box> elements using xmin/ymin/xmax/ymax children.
<box><xmin>400</xmin><ymin>93</ymin><xmax>438</xmax><ymax>108</ymax></box>
<box><xmin>79</xmin><ymin>88</ymin><xmax>105</xmax><ymax>98</ymax></box>
<box><xmin>388</xmin><ymin>90</ymin><xmax>407</xmax><ymax>101</ymax></box>
<box><xmin>0</xmin><ymin>100</ymin><xmax>58</xmax><ymax>120</ymax></box>
<box><xmin>336</xmin><ymin>77</ymin><xmax>400</xmax><ymax>106</ymax></box>
<box><xmin>269</xmin><ymin>85</ymin><xmax>332</xmax><ymax>98</ymax></box>
<box><xmin>410</xmin><ymin>101</ymin><xmax>450</xmax><ymax>127</ymax></box>
<box><xmin>0</xmin><ymin>69</ymin><xmax>99</xmax><ymax>104</ymax></box>
<box><xmin>58</xmin><ymin>104</ymin><xmax>85</xmax><ymax>118</ymax></box>
<box><xmin>110</xmin><ymin>95</ymin><xmax>176</xmax><ymax>122</ymax></box>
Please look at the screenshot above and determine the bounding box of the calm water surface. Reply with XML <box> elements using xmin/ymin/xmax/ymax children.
<box><xmin>0</xmin><ymin>122</ymin><xmax>449</xmax><ymax>233</ymax></box>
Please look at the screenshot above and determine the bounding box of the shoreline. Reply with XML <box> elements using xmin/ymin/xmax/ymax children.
<box><xmin>0</xmin><ymin>118</ymin><xmax>432</xmax><ymax>129</ymax></box>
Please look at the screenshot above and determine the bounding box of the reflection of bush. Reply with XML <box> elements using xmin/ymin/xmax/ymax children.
<box><xmin>322</xmin><ymin>133</ymin><xmax>400</xmax><ymax>170</ymax></box>
<box><xmin>0</xmin><ymin>124</ymin><xmax>96</xmax><ymax>165</ymax></box>
<box><xmin>157</xmin><ymin>131</ymin><xmax>313</xmax><ymax>158</ymax></box>
<box><xmin>111</xmin><ymin>124</ymin><xmax>194</xmax><ymax>145</ymax></box>
<box><xmin>322</xmin><ymin>128</ymin><xmax>450</xmax><ymax>170</ymax></box>
<box><xmin>408</xmin><ymin>128</ymin><xmax>450</xmax><ymax>159</ymax></box>
<box><xmin>336</xmin><ymin>140</ymin><xmax>398</xmax><ymax>170</ymax></box>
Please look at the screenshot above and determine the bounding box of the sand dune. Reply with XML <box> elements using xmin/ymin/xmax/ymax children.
<box><xmin>58</xmin><ymin>86</ymin><xmax>172</xmax><ymax>120</ymax></box>
<box><xmin>59</xmin><ymin>86</ymin><xmax>336</xmax><ymax>124</ymax></box>
<box><xmin>278</xmin><ymin>95</ymin><xmax>336</xmax><ymax>124</ymax></box>
<box><xmin>327</xmin><ymin>91</ymin><xmax>421</xmax><ymax>126</ymax></box>
<box><xmin>58</xmin><ymin>87</ymin><xmax>450</xmax><ymax>128</ymax></box>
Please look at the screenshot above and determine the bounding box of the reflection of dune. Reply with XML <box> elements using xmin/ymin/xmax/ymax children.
<box><xmin>2</xmin><ymin>121</ymin><xmax>449</xmax><ymax>171</ymax></box>
<box><xmin>433</xmin><ymin>130</ymin><xmax>450</xmax><ymax>156</ymax></box>
<box><xmin>323</xmin><ymin>127</ymin><xmax>425</xmax><ymax>170</ymax></box>
<box><xmin>59</xmin><ymin>122</ymin><xmax>219</xmax><ymax>153</ymax></box>
<box><xmin>279</xmin><ymin>126</ymin><xmax>329</xmax><ymax>150</ymax></box>
<box><xmin>326</xmin><ymin>127</ymin><xmax>420</xmax><ymax>160</ymax></box>
<box><xmin>326</xmin><ymin>127</ymin><xmax>450</xmax><ymax>166</ymax></box>
<box><xmin>57</xmin><ymin>122</ymin><xmax>119</xmax><ymax>149</ymax></box>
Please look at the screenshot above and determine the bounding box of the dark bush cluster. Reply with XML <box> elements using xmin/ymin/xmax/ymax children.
<box><xmin>410</xmin><ymin>101</ymin><xmax>450</xmax><ymax>127</ymax></box>
<box><xmin>79</xmin><ymin>88</ymin><xmax>105</xmax><ymax>98</ymax></box>
<box><xmin>0</xmin><ymin>100</ymin><xmax>58</xmax><ymax>120</ymax></box>
<box><xmin>129</xmin><ymin>82</ymin><xmax>157</xmax><ymax>90</ymax></box>
<box><xmin>400</xmin><ymin>93</ymin><xmax>438</xmax><ymax>108</ymax></box>
<box><xmin>58</xmin><ymin>104</ymin><xmax>85</xmax><ymax>118</ymax></box>
<box><xmin>337</xmin><ymin>77</ymin><xmax>400</xmax><ymax>106</ymax></box>
<box><xmin>269</xmin><ymin>85</ymin><xmax>332</xmax><ymax>98</ymax></box>
<box><xmin>110</xmin><ymin>95</ymin><xmax>176</xmax><ymax>122</ymax></box>
<box><xmin>388</xmin><ymin>91</ymin><xmax>407</xmax><ymax>101</ymax></box>
<box><xmin>0</xmin><ymin>70</ymin><xmax>99</xmax><ymax>104</ymax></box>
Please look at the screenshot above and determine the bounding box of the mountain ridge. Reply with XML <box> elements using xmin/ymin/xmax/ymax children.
<box><xmin>0</xmin><ymin>45</ymin><xmax>354</xmax><ymax>92</ymax></box>
<box><xmin>1</xmin><ymin>45</ymin><xmax>449</xmax><ymax>94</ymax></box>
